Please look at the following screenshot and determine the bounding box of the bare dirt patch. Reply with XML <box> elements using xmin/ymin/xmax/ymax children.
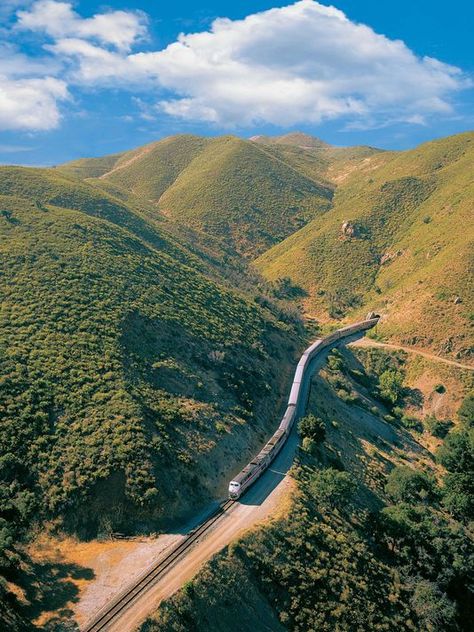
<box><xmin>27</xmin><ymin>532</ymin><xmax>184</xmax><ymax>628</ymax></box>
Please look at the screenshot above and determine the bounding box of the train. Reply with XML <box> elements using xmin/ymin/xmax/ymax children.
<box><xmin>228</xmin><ymin>315</ymin><xmax>380</xmax><ymax>500</ymax></box>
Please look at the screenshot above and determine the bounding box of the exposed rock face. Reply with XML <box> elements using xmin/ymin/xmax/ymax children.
<box><xmin>341</xmin><ymin>221</ymin><xmax>358</xmax><ymax>238</ymax></box>
<box><xmin>454</xmin><ymin>296</ymin><xmax>462</xmax><ymax>304</ymax></box>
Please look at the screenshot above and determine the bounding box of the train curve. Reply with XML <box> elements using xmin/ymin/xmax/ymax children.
<box><xmin>227</xmin><ymin>316</ymin><xmax>380</xmax><ymax>499</ymax></box>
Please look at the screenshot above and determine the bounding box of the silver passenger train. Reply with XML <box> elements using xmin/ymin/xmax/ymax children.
<box><xmin>228</xmin><ymin>315</ymin><xmax>380</xmax><ymax>499</ymax></box>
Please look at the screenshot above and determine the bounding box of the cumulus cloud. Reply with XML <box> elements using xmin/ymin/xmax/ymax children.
<box><xmin>0</xmin><ymin>76</ymin><xmax>68</xmax><ymax>131</ymax></box>
<box><xmin>17</xmin><ymin>0</ymin><xmax>147</xmax><ymax>51</ymax></box>
<box><xmin>147</xmin><ymin>0</ymin><xmax>466</xmax><ymax>126</ymax></box>
<box><xmin>1</xmin><ymin>0</ymin><xmax>470</xmax><ymax>131</ymax></box>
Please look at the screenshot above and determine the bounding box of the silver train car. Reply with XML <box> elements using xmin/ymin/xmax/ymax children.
<box><xmin>228</xmin><ymin>315</ymin><xmax>380</xmax><ymax>500</ymax></box>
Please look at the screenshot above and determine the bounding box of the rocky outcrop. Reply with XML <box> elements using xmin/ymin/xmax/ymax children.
<box><xmin>340</xmin><ymin>221</ymin><xmax>359</xmax><ymax>238</ymax></box>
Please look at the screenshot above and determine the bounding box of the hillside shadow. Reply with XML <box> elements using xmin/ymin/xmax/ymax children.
<box><xmin>7</xmin><ymin>550</ymin><xmax>94</xmax><ymax>631</ymax></box>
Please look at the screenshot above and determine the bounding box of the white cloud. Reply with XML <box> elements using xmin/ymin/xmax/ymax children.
<box><xmin>1</xmin><ymin>0</ymin><xmax>470</xmax><ymax>132</ymax></box>
<box><xmin>145</xmin><ymin>0</ymin><xmax>467</xmax><ymax>126</ymax></box>
<box><xmin>17</xmin><ymin>0</ymin><xmax>147</xmax><ymax>51</ymax></box>
<box><xmin>0</xmin><ymin>76</ymin><xmax>68</xmax><ymax>130</ymax></box>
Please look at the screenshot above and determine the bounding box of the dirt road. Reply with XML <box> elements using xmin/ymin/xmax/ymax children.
<box><xmin>351</xmin><ymin>338</ymin><xmax>474</xmax><ymax>371</ymax></box>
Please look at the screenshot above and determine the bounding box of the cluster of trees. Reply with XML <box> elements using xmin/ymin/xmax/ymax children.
<box><xmin>145</xmin><ymin>463</ymin><xmax>413</xmax><ymax>632</ymax></box>
<box><xmin>437</xmin><ymin>392</ymin><xmax>474</xmax><ymax>520</ymax></box>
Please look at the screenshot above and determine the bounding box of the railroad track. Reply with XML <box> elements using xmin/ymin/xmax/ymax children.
<box><xmin>81</xmin><ymin>499</ymin><xmax>235</xmax><ymax>632</ymax></box>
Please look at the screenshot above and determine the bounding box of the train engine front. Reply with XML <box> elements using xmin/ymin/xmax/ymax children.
<box><xmin>228</xmin><ymin>480</ymin><xmax>241</xmax><ymax>499</ymax></box>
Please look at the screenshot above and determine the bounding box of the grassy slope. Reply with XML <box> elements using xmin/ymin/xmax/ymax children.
<box><xmin>251</xmin><ymin>131</ymin><xmax>384</xmax><ymax>185</ymax></box>
<box><xmin>61</xmin><ymin>135</ymin><xmax>333</xmax><ymax>258</ymax></box>
<box><xmin>256</xmin><ymin>132</ymin><xmax>474</xmax><ymax>361</ymax></box>
<box><xmin>56</xmin><ymin>152</ymin><xmax>125</xmax><ymax>180</ymax></box>
<box><xmin>0</xmin><ymin>167</ymin><xmax>301</xmax><ymax>541</ymax></box>
<box><xmin>158</xmin><ymin>136</ymin><xmax>332</xmax><ymax>257</ymax></box>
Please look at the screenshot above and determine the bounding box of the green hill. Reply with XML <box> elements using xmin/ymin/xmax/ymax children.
<box><xmin>60</xmin><ymin>134</ymin><xmax>333</xmax><ymax>257</ymax></box>
<box><xmin>157</xmin><ymin>136</ymin><xmax>332</xmax><ymax>256</ymax></box>
<box><xmin>251</xmin><ymin>131</ymin><xmax>385</xmax><ymax>186</ymax></box>
<box><xmin>0</xmin><ymin>167</ymin><xmax>301</xmax><ymax>571</ymax></box>
<box><xmin>256</xmin><ymin>132</ymin><xmax>474</xmax><ymax>362</ymax></box>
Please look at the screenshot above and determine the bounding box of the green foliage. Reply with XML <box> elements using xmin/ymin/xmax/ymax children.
<box><xmin>424</xmin><ymin>415</ymin><xmax>452</xmax><ymax>438</ymax></box>
<box><xmin>378</xmin><ymin>369</ymin><xmax>404</xmax><ymax>405</ymax></box>
<box><xmin>0</xmin><ymin>166</ymin><xmax>299</xmax><ymax>563</ymax></box>
<box><xmin>146</xmin><ymin>462</ymin><xmax>412</xmax><ymax>632</ymax></box>
<box><xmin>298</xmin><ymin>415</ymin><xmax>326</xmax><ymax>443</ymax></box>
<box><xmin>70</xmin><ymin>135</ymin><xmax>333</xmax><ymax>258</ymax></box>
<box><xmin>399</xmin><ymin>414</ymin><xmax>423</xmax><ymax>432</ymax></box>
<box><xmin>437</xmin><ymin>429</ymin><xmax>474</xmax><ymax>474</ymax></box>
<box><xmin>385</xmin><ymin>466</ymin><xmax>435</xmax><ymax>503</ymax></box>
<box><xmin>437</xmin><ymin>428</ymin><xmax>474</xmax><ymax>520</ymax></box>
<box><xmin>308</xmin><ymin>468</ymin><xmax>355</xmax><ymax>508</ymax></box>
<box><xmin>409</xmin><ymin>580</ymin><xmax>457</xmax><ymax>632</ymax></box>
<box><xmin>457</xmin><ymin>391</ymin><xmax>474</xmax><ymax>427</ymax></box>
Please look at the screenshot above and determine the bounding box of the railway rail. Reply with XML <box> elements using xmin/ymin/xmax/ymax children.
<box><xmin>82</xmin><ymin>499</ymin><xmax>234</xmax><ymax>632</ymax></box>
<box><xmin>81</xmin><ymin>316</ymin><xmax>379</xmax><ymax>631</ymax></box>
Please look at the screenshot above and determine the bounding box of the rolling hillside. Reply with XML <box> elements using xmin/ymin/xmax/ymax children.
<box><xmin>61</xmin><ymin>134</ymin><xmax>334</xmax><ymax>257</ymax></box>
<box><xmin>251</xmin><ymin>131</ymin><xmax>386</xmax><ymax>186</ymax></box>
<box><xmin>0</xmin><ymin>165</ymin><xmax>303</xmax><ymax>626</ymax></box>
<box><xmin>256</xmin><ymin>132</ymin><xmax>474</xmax><ymax>362</ymax></box>
<box><xmin>2</xmin><ymin>128</ymin><xmax>472</xmax><ymax>629</ymax></box>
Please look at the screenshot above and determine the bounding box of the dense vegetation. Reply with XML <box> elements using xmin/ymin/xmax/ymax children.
<box><xmin>0</xmin><ymin>167</ymin><xmax>302</xmax><ymax>626</ymax></box>
<box><xmin>1</xmin><ymin>130</ymin><xmax>472</xmax><ymax>628</ymax></box>
<box><xmin>61</xmin><ymin>135</ymin><xmax>333</xmax><ymax>258</ymax></box>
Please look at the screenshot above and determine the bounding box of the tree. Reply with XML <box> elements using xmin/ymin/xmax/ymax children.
<box><xmin>385</xmin><ymin>465</ymin><xmax>436</xmax><ymax>503</ymax></box>
<box><xmin>437</xmin><ymin>429</ymin><xmax>474</xmax><ymax>473</ymax></box>
<box><xmin>378</xmin><ymin>369</ymin><xmax>404</xmax><ymax>405</ymax></box>
<box><xmin>442</xmin><ymin>472</ymin><xmax>474</xmax><ymax>520</ymax></box>
<box><xmin>410</xmin><ymin>580</ymin><xmax>457</xmax><ymax>631</ymax></box>
<box><xmin>298</xmin><ymin>415</ymin><xmax>326</xmax><ymax>443</ymax></box>
<box><xmin>458</xmin><ymin>391</ymin><xmax>474</xmax><ymax>427</ymax></box>
<box><xmin>308</xmin><ymin>468</ymin><xmax>356</xmax><ymax>508</ymax></box>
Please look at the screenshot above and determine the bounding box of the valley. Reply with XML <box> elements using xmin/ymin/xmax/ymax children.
<box><xmin>0</xmin><ymin>130</ymin><xmax>472</xmax><ymax>631</ymax></box>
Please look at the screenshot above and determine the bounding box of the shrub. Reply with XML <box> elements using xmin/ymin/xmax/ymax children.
<box><xmin>385</xmin><ymin>466</ymin><xmax>436</xmax><ymax>503</ymax></box>
<box><xmin>298</xmin><ymin>415</ymin><xmax>326</xmax><ymax>443</ymax></box>
<box><xmin>424</xmin><ymin>415</ymin><xmax>452</xmax><ymax>438</ymax></box>
<box><xmin>437</xmin><ymin>428</ymin><xmax>474</xmax><ymax>520</ymax></box>
<box><xmin>400</xmin><ymin>415</ymin><xmax>423</xmax><ymax>432</ymax></box>
<box><xmin>458</xmin><ymin>391</ymin><xmax>474</xmax><ymax>427</ymax></box>
<box><xmin>308</xmin><ymin>468</ymin><xmax>356</xmax><ymax>508</ymax></box>
<box><xmin>409</xmin><ymin>580</ymin><xmax>457</xmax><ymax>631</ymax></box>
<box><xmin>302</xmin><ymin>437</ymin><xmax>317</xmax><ymax>454</ymax></box>
<box><xmin>378</xmin><ymin>369</ymin><xmax>404</xmax><ymax>405</ymax></box>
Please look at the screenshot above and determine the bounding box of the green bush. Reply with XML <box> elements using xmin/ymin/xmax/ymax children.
<box><xmin>385</xmin><ymin>466</ymin><xmax>436</xmax><ymax>503</ymax></box>
<box><xmin>308</xmin><ymin>468</ymin><xmax>356</xmax><ymax>508</ymax></box>
<box><xmin>378</xmin><ymin>369</ymin><xmax>404</xmax><ymax>405</ymax></box>
<box><xmin>424</xmin><ymin>415</ymin><xmax>452</xmax><ymax>438</ymax></box>
<box><xmin>298</xmin><ymin>415</ymin><xmax>326</xmax><ymax>443</ymax></box>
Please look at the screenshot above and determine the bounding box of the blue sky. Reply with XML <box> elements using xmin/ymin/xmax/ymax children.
<box><xmin>1</xmin><ymin>0</ymin><xmax>472</xmax><ymax>165</ymax></box>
